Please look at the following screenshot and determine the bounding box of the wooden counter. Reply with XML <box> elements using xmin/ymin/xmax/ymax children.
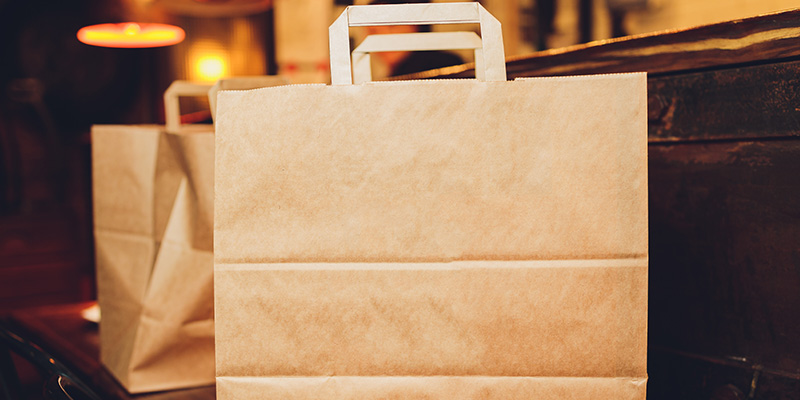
<box><xmin>3</xmin><ymin>303</ymin><xmax>215</xmax><ymax>400</ymax></box>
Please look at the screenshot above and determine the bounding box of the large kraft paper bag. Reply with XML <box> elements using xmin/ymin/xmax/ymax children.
<box><xmin>91</xmin><ymin>82</ymin><xmax>217</xmax><ymax>393</ymax></box>
<box><xmin>214</xmin><ymin>3</ymin><xmax>648</xmax><ymax>399</ymax></box>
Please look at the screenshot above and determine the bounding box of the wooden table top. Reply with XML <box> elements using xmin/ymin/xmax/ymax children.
<box><xmin>399</xmin><ymin>7</ymin><xmax>800</xmax><ymax>80</ymax></box>
<box><xmin>4</xmin><ymin>302</ymin><xmax>215</xmax><ymax>400</ymax></box>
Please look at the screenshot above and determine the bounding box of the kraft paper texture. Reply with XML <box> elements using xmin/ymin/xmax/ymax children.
<box><xmin>92</xmin><ymin>124</ymin><xmax>215</xmax><ymax>393</ymax></box>
<box><xmin>216</xmin><ymin>376</ymin><xmax>648</xmax><ymax>399</ymax></box>
<box><xmin>213</xmin><ymin>73</ymin><xmax>648</xmax><ymax>399</ymax></box>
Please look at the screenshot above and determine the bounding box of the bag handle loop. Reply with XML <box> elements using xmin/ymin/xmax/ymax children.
<box><xmin>329</xmin><ymin>2</ymin><xmax>506</xmax><ymax>85</ymax></box>
<box><xmin>352</xmin><ymin>31</ymin><xmax>484</xmax><ymax>84</ymax></box>
<box><xmin>163</xmin><ymin>81</ymin><xmax>213</xmax><ymax>133</ymax></box>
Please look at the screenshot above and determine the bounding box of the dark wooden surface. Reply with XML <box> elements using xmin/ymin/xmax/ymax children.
<box><xmin>5</xmin><ymin>303</ymin><xmax>215</xmax><ymax>400</ymax></box>
<box><xmin>402</xmin><ymin>7</ymin><xmax>800</xmax><ymax>80</ymax></box>
<box><xmin>649</xmin><ymin>347</ymin><xmax>800</xmax><ymax>400</ymax></box>
<box><xmin>649</xmin><ymin>130</ymin><xmax>800</xmax><ymax>364</ymax></box>
<box><xmin>418</xmin><ymin>8</ymin><xmax>800</xmax><ymax>400</ymax></box>
<box><xmin>649</xmin><ymin>137</ymin><xmax>800</xmax><ymax>398</ymax></box>
<box><xmin>648</xmin><ymin>60</ymin><xmax>800</xmax><ymax>142</ymax></box>
<box><xmin>644</xmin><ymin>30</ymin><xmax>800</xmax><ymax>397</ymax></box>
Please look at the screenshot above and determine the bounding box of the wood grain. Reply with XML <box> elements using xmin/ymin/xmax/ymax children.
<box><xmin>6</xmin><ymin>303</ymin><xmax>216</xmax><ymax>400</ymax></box>
<box><xmin>649</xmin><ymin>140</ymin><xmax>800</xmax><ymax>375</ymax></box>
<box><xmin>403</xmin><ymin>8</ymin><xmax>800</xmax><ymax>80</ymax></box>
<box><xmin>648</xmin><ymin>61</ymin><xmax>800</xmax><ymax>142</ymax></box>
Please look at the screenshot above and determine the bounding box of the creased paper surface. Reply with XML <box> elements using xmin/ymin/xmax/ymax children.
<box><xmin>92</xmin><ymin>125</ymin><xmax>215</xmax><ymax>393</ymax></box>
<box><xmin>216</xmin><ymin>260</ymin><xmax>647</xmax><ymax>378</ymax></box>
<box><xmin>213</xmin><ymin>73</ymin><xmax>648</xmax><ymax>399</ymax></box>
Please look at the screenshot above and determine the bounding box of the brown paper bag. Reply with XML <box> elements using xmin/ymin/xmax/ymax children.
<box><xmin>92</xmin><ymin>123</ymin><xmax>215</xmax><ymax>393</ymax></box>
<box><xmin>93</xmin><ymin>77</ymin><xmax>287</xmax><ymax>393</ymax></box>
<box><xmin>213</xmin><ymin>3</ymin><xmax>648</xmax><ymax>399</ymax></box>
<box><xmin>92</xmin><ymin>81</ymin><xmax>218</xmax><ymax>393</ymax></box>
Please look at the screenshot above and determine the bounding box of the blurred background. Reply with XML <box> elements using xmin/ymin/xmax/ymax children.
<box><xmin>0</xmin><ymin>0</ymin><xmax>798</xmax><ymax>313</ymax></box>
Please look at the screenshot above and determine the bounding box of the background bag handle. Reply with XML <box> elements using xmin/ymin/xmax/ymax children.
<box><xmin>329</xmin><ymin>2</ymin><xmax>506</xmax><ymax>85</ymax></box>
<box><xmin>208</xmin><ymin>76</ymin><xmax>289</xmax><ymax>121</ymax></box>
<box><xmin>163</xmin><ymin>81</ymin><xmax>213</xmax><ymax>134</ymax></box>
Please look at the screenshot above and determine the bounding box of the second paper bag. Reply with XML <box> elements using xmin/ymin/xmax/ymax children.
<box><xmin>213</xmin><ymin>3</ymin><xmax>647</xmax><ymax>399</ymax></box>
<box><xmin>93</xmin><ymin>123</ymin><xmax>215</xmax><ymax>392</ymax></box>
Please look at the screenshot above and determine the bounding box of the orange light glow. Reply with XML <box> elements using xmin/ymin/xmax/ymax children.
<box><xmin>77</xmin><ymin>22</ymin><xmax>185</xmax><ymax>48</ymax></box>
<box><xmin>196</xmin><ymin>55</ymin><xmax>227</xmax><ymax>82</ymax></box>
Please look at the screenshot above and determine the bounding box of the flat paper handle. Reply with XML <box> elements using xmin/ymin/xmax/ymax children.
<box><xmin>329</xmin><ymin>2</ymin><xmax>506</xmax><ymax>85</ymax></box>
<box><xmin>352</xmin><ymin>31</ymin><xmax>485</xmax><ymax>84</ymax></box>
<box><xmin>163</xmin><ymin>81</ymin><xmax>213</xmax><ymax>133</ymax></box>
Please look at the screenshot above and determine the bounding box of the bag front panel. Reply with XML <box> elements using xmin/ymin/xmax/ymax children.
<box><xmin>214</xmin><ymin>77</ymin><xmax>647</xmax><ymax>264</ymax></box>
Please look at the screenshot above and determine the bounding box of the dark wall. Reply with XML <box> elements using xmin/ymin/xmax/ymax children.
<box><xmin>0</xmin><ymin>0</ymin><xmax>161</xmax><ymax>311</ymax></box>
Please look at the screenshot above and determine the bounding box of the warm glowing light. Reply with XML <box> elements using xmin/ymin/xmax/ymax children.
<box><xmin>77</xmin><ymin>22</ymin><xmax>185</xmax><ymax>48</ymax></box>
<box><xmin>123</xmin><ymin>23</ymin><xmax>141</xmax><ymax>36</ymax></box>
<box><xmin>195</xmin><ymin>55</ymin><xmax>227</xmax><ymax>82</ymax></box>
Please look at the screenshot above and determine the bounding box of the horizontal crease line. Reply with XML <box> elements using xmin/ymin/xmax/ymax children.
<box><xmin>216</xmin><ymin>375</ymin><xmax>648</xmax><ymax>380</ymax></box>
<box><xmin>214</xmin><ymin>257</ymin><xmax>648</xmax><ymax>271</ymax></box>
<box><xmin>213</xmin><ymin>254</ymin><xmax>648</xmax><ymax>264</ymax></box>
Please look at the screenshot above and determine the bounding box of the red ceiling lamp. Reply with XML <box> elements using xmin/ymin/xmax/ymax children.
<box><xmin>77</xmin><ymin>22</ymin><xmax>185</xmax><ymax>48</ymax></box>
